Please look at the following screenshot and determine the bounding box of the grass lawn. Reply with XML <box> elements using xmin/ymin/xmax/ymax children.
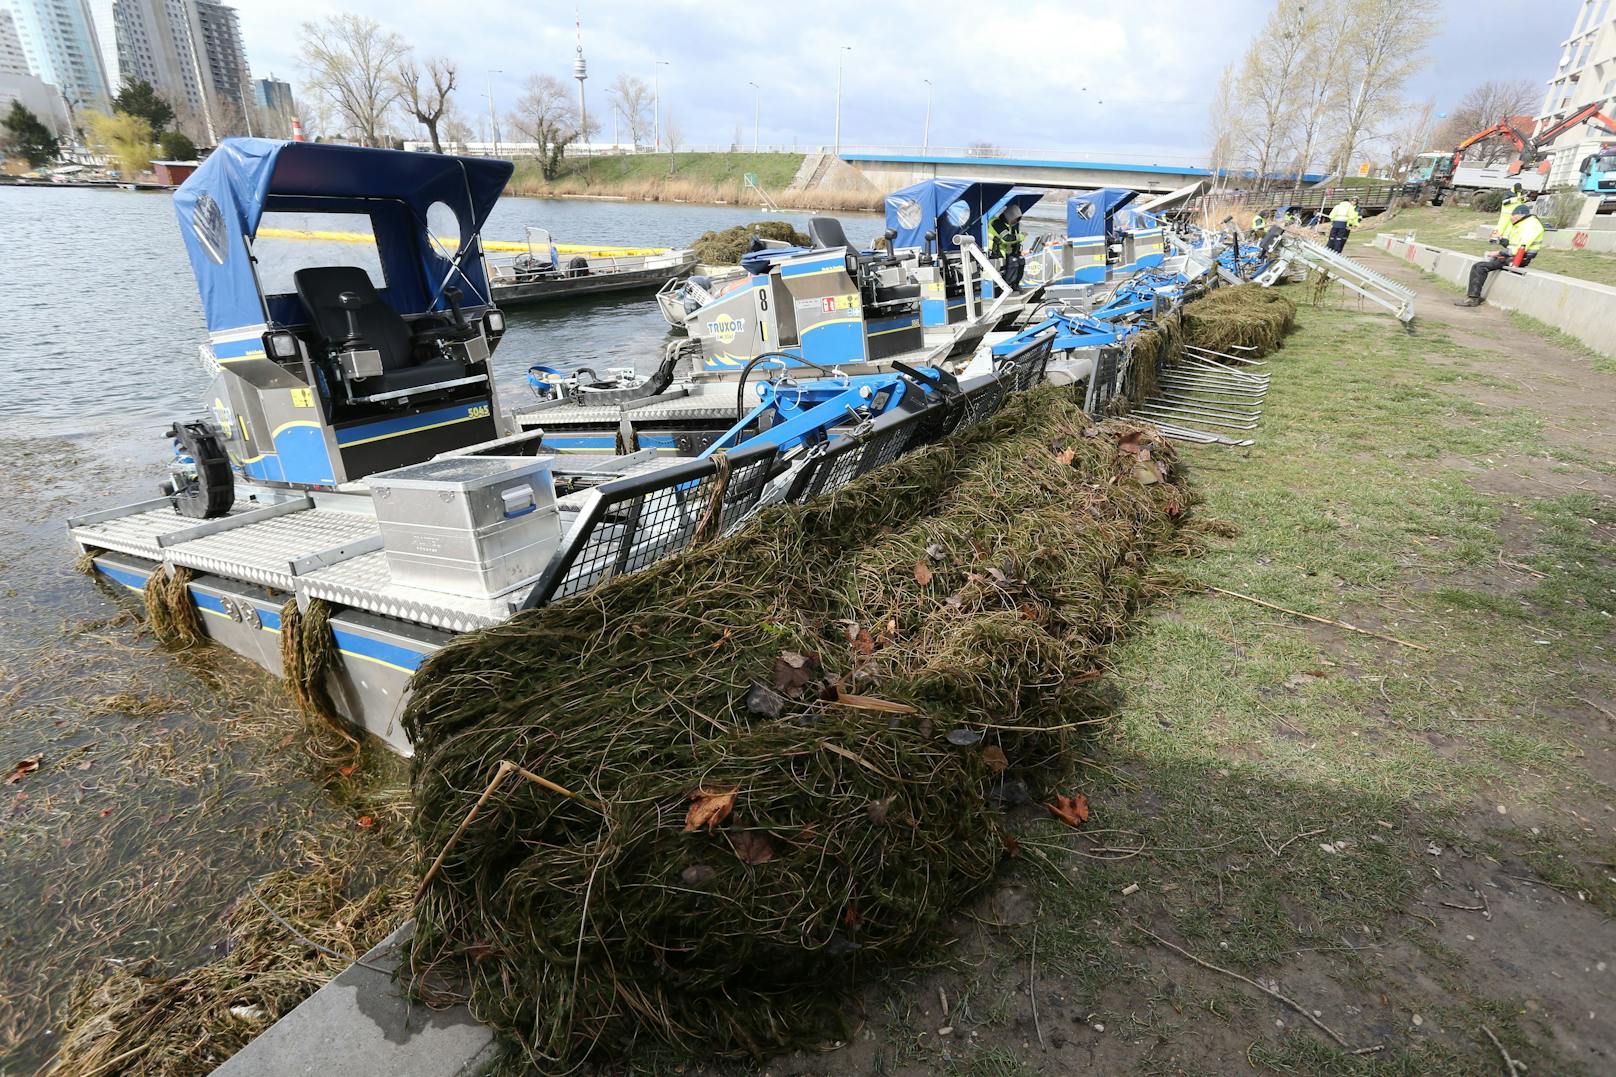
<box><xmin>1380</xmin><ymin>204</ymin><xmax>1616</xmax><ymax>288</ymax></box>
<box><xmin>755</xmin><ymin>279</ymin><xmax>1616</xmax><ymax>1076</ymax></box>
<box><xmin>510</xmin><ymin>151</ymin><xmax>805</xmax><ymax>195</ymax></box>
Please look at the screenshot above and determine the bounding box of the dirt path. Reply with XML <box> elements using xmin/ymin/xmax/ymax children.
<box><xmin>719</xmin><ymin>268</ymin><xmax>1616</xmax><ymax>1077</ymax></box>
<box><xmin>1360</xmin><ymin>241</ymin><xmax>1616</xmax><ymax>473</ymax></box>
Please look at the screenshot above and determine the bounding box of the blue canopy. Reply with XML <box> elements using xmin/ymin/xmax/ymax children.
<box><xmin>1067</xmin><ymin>188</ymin><xmax>1139</xmax><ymax>240</ymax></box>
<box><xmin>173</xmin><ymin>138</ymin><xmax>514</xmax><ymax>335</ymax></box>
<box><xmin>884</xmin><ymin>178</ymin><xmax>1037</xmax><ymax>255</ymax></box>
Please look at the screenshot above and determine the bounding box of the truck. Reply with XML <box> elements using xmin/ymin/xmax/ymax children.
<box><xmin>1405</xmin><ymin>105</ymin><xmax>1616</xmax><ymax>206</ymax></box>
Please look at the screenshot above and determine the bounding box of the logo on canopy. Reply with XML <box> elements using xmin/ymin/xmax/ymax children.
<box><xmin>894</xmin><ymin>198</ymin><xmax>923</xmax><ymax>230</ymax></box>
<box><xmin>191</xmin><ymin>194</ymin><xmax>229</xmax><ymax>264</ymax></box>
<box><xmin>1073</xmin><ymin>202</ymin><xmax>1096</xmax><ymax>220</ymax></box>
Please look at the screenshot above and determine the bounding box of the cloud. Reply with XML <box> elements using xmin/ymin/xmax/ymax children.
<box><xmin>239</xmin><ymin>0</ymin><xmax>1570</xmax><ymax>160</ymax></box>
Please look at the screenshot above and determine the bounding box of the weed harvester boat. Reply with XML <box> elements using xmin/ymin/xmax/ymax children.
<box><xmin>515</xmin><ymin>179</ymin><xmax>1057</xmax><ymax>456</ymax></box>
<box><xmin>66</xmin><ymin>143</ymin><xmax>1112</xmax><ymax>754</ymax></box>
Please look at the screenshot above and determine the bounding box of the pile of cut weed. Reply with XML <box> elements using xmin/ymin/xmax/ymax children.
<box><xmin>404</xmin><ymin>388</ymin><xmax>1198</xmax><ymax>1067</ymax></box>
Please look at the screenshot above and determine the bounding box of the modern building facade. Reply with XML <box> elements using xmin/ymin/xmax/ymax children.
<box><xmin>252</xmin><ymin>73</ymin><xmax>291</xmax><ymax>136</ymax></box>
<box><xmin>1535</xmin><ymin>0</ymin><xmax>1616</xmax><ymax>186</ymax></box>
<box><xmin>79</xmin><ymin>0</ymin><xmax>250</xmax><ymax>143</ymax></box>
<box><xmin>0</xmin><ymin>70</ymin><xmax>72</xmax><ymax>133</ymax></box>
<box><xmin>252</xmin><ymin>73</ymin><xmax>289</xmax><ymax>115</ymax></box>
<box><xmin>0</xmin><ymin>8</ymin><xmax>30</xmax><ymax>75</ymax></box>
<box><xmin>3</xmin><ymin>0</ymin><xmax>111</xmax><ymax>113</ymax></box>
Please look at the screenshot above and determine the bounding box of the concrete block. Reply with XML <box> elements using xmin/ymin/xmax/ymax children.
<box><xmin>1374</xmin><ymin>234</ymin><xmax>1616</xmax><ymax>357</ymax></box>
<box><xmin>214</xmin><ymin>922</ymin><xmax>497</xmax><ymax>1077</ymax></box>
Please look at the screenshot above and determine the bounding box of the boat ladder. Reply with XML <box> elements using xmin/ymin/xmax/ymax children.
<box><xmin>1276</xmin><ymin>231</ymin><xmax>1416</xmax><ymax>323</ymax></box>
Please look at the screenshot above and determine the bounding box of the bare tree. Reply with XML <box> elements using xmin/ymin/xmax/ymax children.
<box><xmin>663</xmin><ymin>110</ymin><xmax>683</xmax><ymax>154</ymax></box>
<box><xmin>508</xmin><ymin>74</ymin><xmax>580</xmax><ymax>178</ymax></box>
<box><xmin>1430</xmin><ymin>79</ymin><xmax>1540</xmax><ymax>164</ymax></box>
<box><xmin>1206</xmin><ymin>63</ymin><xmax>1245</xmax><ymax>191</ymax></box>
<box><xmin>1288</xmin><ymin>11</ymin><xmax>1349</xmax><ymax>188</ymax></box>
<box><xmin>396</xmin><ymin>55</ymin><xmax>456</xmax><ymax>153</ymax></box>
<box><xmin>1330</xmin><ymin>0</ymin><xmax>1439</xmax><ymax>180</ymax></box>
<box><xmin>1233</xmin><ymin>0</ymin><xmax>1315</xmax><ymax>184</ymax></box>
<box><xmin>1384</xmin><ymin>98</ymin><xmax>1438</xmax><ymax>178</ymax></box>
<box><xmin>299</xmin><ymin>14</ymin><xmax>409</xmax><ymax>146</ymax></box>
<box><xmin>607</xmin><ymin>73</ymin><xmax>652</xmax><ymax>148</ymax></box>
<box><xmin>440</xmin><ymin>106</ymin><xmax>474</xmax><ymax>154</ymax></box>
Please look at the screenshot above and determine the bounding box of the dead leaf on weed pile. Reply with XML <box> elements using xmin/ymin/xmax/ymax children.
<box><xmin>684</xmin><ymin>787</ymin><xmax>738</xmax><ymax>833</ymax></box>
<box><xmin>1046</xmin><ymin>793</ymin><xmax>1090</xmax><ymax>827</ymax></box>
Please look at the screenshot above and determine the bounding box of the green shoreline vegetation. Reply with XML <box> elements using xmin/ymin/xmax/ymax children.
<box><xmin>504</xmin><ymin>151</ymin><xmax>885</xmax><ymax>212</ymax></box>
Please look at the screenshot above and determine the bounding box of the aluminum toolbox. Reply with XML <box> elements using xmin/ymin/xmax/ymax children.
<box><xmin>367</xmin><ymin>455</ymin><xmax>559</xmax><ymax>598</ymax></box>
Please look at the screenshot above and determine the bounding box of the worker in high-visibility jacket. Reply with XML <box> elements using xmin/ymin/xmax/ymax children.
<box><xmin>1456</xmin><ymin>202</ymin><xmax>1545</xmax><ymax>307</ymax></box>
<box><xmin>1326</xmin><ymin>197</ymin><xmax>1360</xmax><ymax>253</ymax></box>
<box><xmin>988</xmin><ymin>203</ymin><xmax>1026</xmax><ymax>289</ymax></box>
<box><xmin>1251</xmin><ymin>209</ymin><xmax>1267</xmax><ymax>232</ymax></box>
<box><xmin>1494</xmin><ymin>183</ymin><xmax>1528</xmax><ymax>238</ymax></box>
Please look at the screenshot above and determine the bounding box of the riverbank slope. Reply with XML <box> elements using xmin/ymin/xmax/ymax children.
<box><xmin>506</xmin><ymin>151</ymin><xmax>885</xmax><ymax>211</ymax></box>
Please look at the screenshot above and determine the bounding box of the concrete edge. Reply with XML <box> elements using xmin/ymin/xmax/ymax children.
<box><xmin>1372</xmin><ymin>233</ymin><xmax>1616</xmax><ymax>358</ymax></box>
<box><xmin>214</xmin><ymin>921</ymin><xmax>498</xmax><ymax>1077</ymax></box>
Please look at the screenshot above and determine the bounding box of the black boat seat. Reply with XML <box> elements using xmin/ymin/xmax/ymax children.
<box><xmin>295</xmin><ymin>267</ymin><xmax>414</xmax><ymax>368</ymax></box>
<box><xmin>294</xmin><ymin>267</ymin><xmax>474</xmax><ymax>397</ymax></box>
<box><xmin>807</xmin><ymin>216</ymin><xmax>856</xmax><ymax>251</ymax></box>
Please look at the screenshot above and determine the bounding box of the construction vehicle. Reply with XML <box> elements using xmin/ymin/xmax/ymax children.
<box><xmin>1406</xmin><ymin>105</ymin><xmax>1616</xmax><ymax>205</ymax></box>
<box><xmin>1575</xmin><ymin>144</ymin><xmax>1616</xmax><ymax>205</ymax></box>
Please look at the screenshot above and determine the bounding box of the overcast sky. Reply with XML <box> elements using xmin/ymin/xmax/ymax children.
<box><xmin>238</xmin><ymin>0</ymin><xmax>1577</xmax><ymax>162</ymax></box>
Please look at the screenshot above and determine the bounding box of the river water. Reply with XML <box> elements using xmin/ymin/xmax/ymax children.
<box><xmin>0</xmin><ymin>186</ymin><xmax>882</xmax><ymax>1071</ymax></box>
<box><xmin>0</xmin><ymin>186</ymin><xmax>880</xmax><ymax>440</ymax></box>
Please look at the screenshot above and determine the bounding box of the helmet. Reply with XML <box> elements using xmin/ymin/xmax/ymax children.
<box><xmin>1002</xmin><ymin>204</ymin><xmax>1023</xmax><ymax>225</ymax></box>
<box><xmin>1510</xmin><ymin>202</ymin><xmax>1532</xmax><ymax>217</ymax></box>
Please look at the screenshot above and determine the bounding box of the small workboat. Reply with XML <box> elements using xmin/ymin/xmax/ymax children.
<box><xmin>487</xmin><ymin>226</ymin><xmax>697</xmax><ymax>306</ymax></box>
<box><xmin>66</xmin><ymin>141</ymin><xmax>1098</xmax><ymax>756</ymax></box>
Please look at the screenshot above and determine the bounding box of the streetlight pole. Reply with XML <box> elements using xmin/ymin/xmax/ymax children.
<box><xmin>922</xmin><ymin>78</ymin><xmax>932</xmax><ymax>153</ymax></box>
<box><xmin>833</xmin><ymin>45</ymin><xmax>851</xmax><ymax>156</ymax></box>
<box><xmin>653</xmin><ymin>60</ymin><xmax>669</xmax><ymax>151</ymax></box>
<box><xmin>748</xmin><ymin>81</ymin><xmax>760</xmax><ymax>152</ymax></box>
<box><xmin>485</xmin><ymin>69</ymin><xmax>503</xmax><ymax>157</ymax></box>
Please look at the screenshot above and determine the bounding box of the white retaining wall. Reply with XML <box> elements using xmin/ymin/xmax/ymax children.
<box><xmin>1466</xmin><ymin>223</ymin><xmax>1616</xmax><ymax>253</ymax></box>
<box><xmin>1373</xmin><ymin>234</ymin><xmax>1616</xmax><ymax>357</ymax></box>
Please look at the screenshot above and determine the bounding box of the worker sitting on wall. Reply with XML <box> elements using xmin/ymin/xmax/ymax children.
<box><xmin>1455</xmin><ymin>201</ymin><xmax>1544</xmax><ymax>308</ymax></box>
<box><xmin>1493</xmin><ymin>183</ymin><xmax>1527</xmax><ymax>239</ymax></box>
<box><xmin>1326</xmin><ymin>196</ymin><xmax>1360</xmax><ymax>253</ymax></box>
<box><xmin>989</xmin><ymin>203</ymin><xmax>1026</xmax><ymax>289</ymax></box>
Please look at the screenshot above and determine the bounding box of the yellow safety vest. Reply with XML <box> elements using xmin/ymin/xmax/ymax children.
<box><xmin>1252</xmin><ymin>213</ymin><xmax>1266</xmax><ymax>230</ymax></box>
<box><xmin>1502</xmin><ymin>214</ymin><xmax>1544</xmax><ymax>253</ymax></box>
<box><xmin>1496</xmin><ymin>195</ymin><xmax>1526</xmax><ymax>235</ymax></box>
<box><xmin>1328</xmin><ymin>201</ymin><xmax>1360</xmax><ymax>227</ymax></box>
<box><xmin>989</xmin><ymin>216</ymin><xmax>1021</xmax><ymax>257</ymax></box>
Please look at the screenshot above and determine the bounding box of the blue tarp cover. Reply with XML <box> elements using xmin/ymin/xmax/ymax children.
<box><xmin>884</xmin><ymin>178</ymin><xmax>1040</xmax><ymax>254</ymax></box>
<box><xmin>1066</xmin><ymin>188</ymin><xmax>1139</xmax><ymax>239</ymax></box>
<box><xmin>173</xmin><ymin>138</ymin><xmax>513</xmax><ymax>334</ymax></box>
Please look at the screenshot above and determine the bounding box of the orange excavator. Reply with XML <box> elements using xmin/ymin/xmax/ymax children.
<box><xmin>1406</xmin><ymin>104</ymin><xmax>1616</xmax><ymax>205</ymax></box>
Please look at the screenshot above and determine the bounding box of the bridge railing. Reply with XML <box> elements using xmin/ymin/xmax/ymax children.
<box><xmin>1189</xmin><ymin>181</ymin><xmax>1406</xmax><ymax>219</ymax></box>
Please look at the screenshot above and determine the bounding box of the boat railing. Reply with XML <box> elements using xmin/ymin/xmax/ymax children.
<box><xmin>519</xmin><ymin>439</ymin><xmax>783</xmax><ymax>609</ymax></box>
<box><xmin>518</xmin><ymin>332</ymin><xmax>1055</xmax><ymax>611</ymax></box>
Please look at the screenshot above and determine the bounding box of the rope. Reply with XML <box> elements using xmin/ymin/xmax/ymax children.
<box><xmin>690</xmin><ymin>450</ymin><xmax>732</xmax><ymax>547</ymax></box>
<box><xmin>142</xmin><ymin>566</ymin><xmax>203</xmax><ymax>647</ymax></box>
<box><xmin>279</xmin><ymin>597</ymin><xmax>362</xmax><ymax>761</ymax></box>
